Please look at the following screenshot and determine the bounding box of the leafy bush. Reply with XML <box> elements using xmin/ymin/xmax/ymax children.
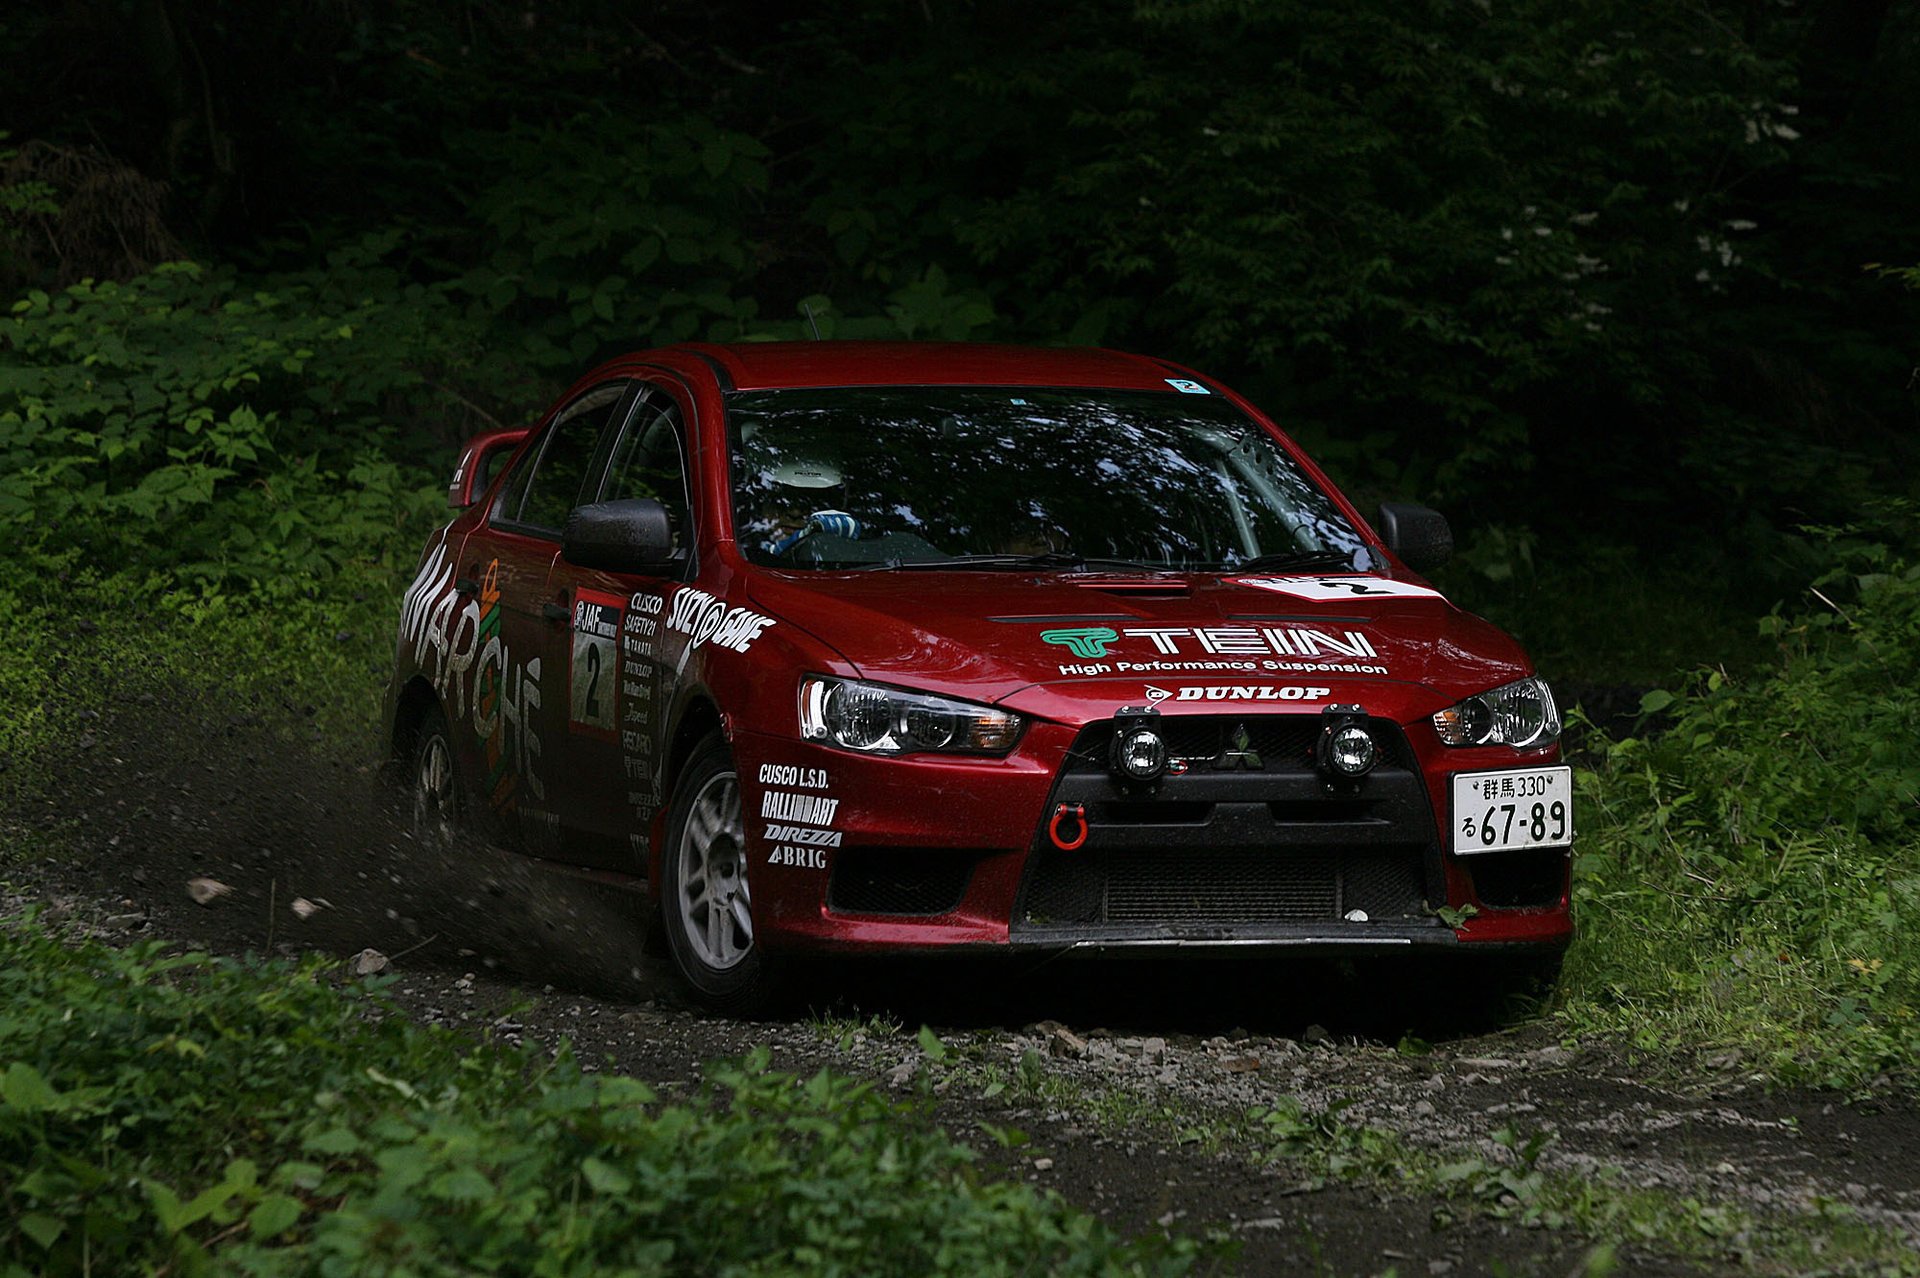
<box><xmin>0</xmin><ymin>258</ymin><xmax>467</xmax><ymax>589</ymax></box>
<box><xmin>1564</xmin><ymin>535</ymin><xmax>1920</xmax><ymax>1086</ymax></box>
<box><xmin>0</xmin><ymin>924</ymin><xmax>1201</xmax><ymax>1276</ymax></box>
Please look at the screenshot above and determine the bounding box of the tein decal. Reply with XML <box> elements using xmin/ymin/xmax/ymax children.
<box><xmin>1050</xmin><ymin>626</ymin><xmax>1388</xmax><ymax>677</ymax></box>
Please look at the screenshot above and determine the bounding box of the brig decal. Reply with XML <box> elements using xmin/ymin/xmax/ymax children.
<box><xmin>768</xmin><ymin>845</ymin><xmax>827</xmax><ymax>869</ymax></box>
<box><xmin>1228</xmin><ymin>575</ymin><xmax>1443</xmax><ymax>602</ymax></box>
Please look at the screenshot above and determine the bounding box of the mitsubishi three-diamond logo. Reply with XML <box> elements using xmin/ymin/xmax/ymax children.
<box><xmin>1040</xmin><ymin>626</ymin><xmax>1120</xmax><ymax>659</ymax></box>
<box><xmin>1214</xmin><ymin>723</ymin><xmax>1263</xmax><ymax>771</ymax></box>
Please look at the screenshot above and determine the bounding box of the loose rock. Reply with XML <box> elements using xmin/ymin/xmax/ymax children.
<box><xmin>350</xmin><ymin>947</ymin><xmax>390</xmax><ymax>976</ymax></box>
<box><xmin>186</xmin><ymin>877</ymin><xmax>233</xmax><ymax>906</ymax></box>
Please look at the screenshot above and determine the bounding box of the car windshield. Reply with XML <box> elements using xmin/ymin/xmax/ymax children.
<box><xmin>727</xmin><ymin>387</ymin><xmax>1370</xmax><ymax>572</ymax></box>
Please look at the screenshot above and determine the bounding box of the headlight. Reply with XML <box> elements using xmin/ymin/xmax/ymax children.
<box><xmin>1432</xmin><ymin>677</ymin><xmax>1560</xmax><ymax>748</ymax></box>
<box><xmin>799</xmin><ymin>676</ymin><xmax>1023</xmax><ymax>755</ymax></box>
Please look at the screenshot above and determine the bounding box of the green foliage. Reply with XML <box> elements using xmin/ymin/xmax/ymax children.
<box><xmin>0</xmin><ymin>260</ymin><xmax>457</xmax><ymax>588</ymax></box>
<box><xmin>1563</xmin><ymin>531</ymin><xmax>1920</xmax><ymax>1086</ymax></box>
<box><xmin>0</xmin><ymin>923</ymin><xmax>1198</xmax><ymax>1276</ymax></box>
<box><xmin>1435</xmin><ymin>538</ymin><xmax>1768</xmax><ymax>685</ymax></box>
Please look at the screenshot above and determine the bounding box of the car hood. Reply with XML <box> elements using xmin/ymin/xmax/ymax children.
<box><xmin>745</xmin><ymin>569</ymin><xmax>1532</xmax><ymax>723</ymax></box>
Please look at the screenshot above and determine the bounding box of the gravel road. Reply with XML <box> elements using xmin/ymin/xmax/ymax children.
<box><xmin>8</xmin><ymin>681</ymin><xmax>1919</xmax><ymax>1275</ymax></box>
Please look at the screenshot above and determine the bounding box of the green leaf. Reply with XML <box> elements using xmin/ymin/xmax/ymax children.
<box><xmin>580</xmin><ymin>1156</ymin><xmax>632</xmax><ymax>1195</ymax></box>
<box><xmin>18</xmin><ymin>1214</ymin><xmax>63</xmax><ymax>1250</ymax></box>
<box><xmin>1637</xmin><ymin>689</ymin><xmax>1674</xmax><ymax>714</ymax></box>
<box><xmin>0</xmin><ymin>1061</ymin><xmax>62</xmax><ymax>1112</ymax></box>
<box><xmin>248</xmin><ymin>1194</ymin><xmax>303</xmax><ymax>1239</ymax></box>
<box><xmin>916</xmin><ymin>1025</ymin><xmax>950</xmax><ymax>1063</ymax></box>
<box><xmin>429</xmin><ymin>1168</ymin><xmax>495</xmax><ymax>1202</ymax></box>
<box><xmin>304</xmin><ymin>1127</ymin><xmax>361</xmax><ymax>1156</ymax></box>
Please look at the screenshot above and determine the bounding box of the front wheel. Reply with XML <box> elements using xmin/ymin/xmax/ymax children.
<box><xmin>661</xmin><ymin>734</ymin><xmax>777</xmax><ymax>1014</ymax></box>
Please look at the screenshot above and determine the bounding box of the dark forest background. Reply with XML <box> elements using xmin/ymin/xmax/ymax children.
<box><xmin>5</xmin><ymin>0</ymin><xmax>1920</xmax><ymax>1182</ymax></box>
<box><xmin>2</xmin><ymin>0</ymin><xmax>1917</xmax><ymax>676</ymax></box>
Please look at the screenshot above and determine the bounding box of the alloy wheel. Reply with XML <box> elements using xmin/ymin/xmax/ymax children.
<box><xmin>676</xmin><ymin>771</ymin><xmax>752</xmax><ymax>970</ymax></box>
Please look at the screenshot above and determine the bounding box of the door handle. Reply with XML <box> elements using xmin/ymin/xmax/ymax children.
<box><xmin>541</xmin><ymin>602</ymin><xmax>570</xmax><ymax>624</ymax></box>
<box><xmin>455</xmin><ymin>576</ymin><xmax>481</xmax><ymax>596</ymax></box>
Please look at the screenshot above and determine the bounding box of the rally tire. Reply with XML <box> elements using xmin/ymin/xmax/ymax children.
<box><xmin>660</xmin><ymin>733</ymin><xmax>778</xmax><ymax>1015</ymax></box>
<box><xmin>409</xmin><ymin>704</ymin><xmax>466</xmax><ymax>856</ymax></box>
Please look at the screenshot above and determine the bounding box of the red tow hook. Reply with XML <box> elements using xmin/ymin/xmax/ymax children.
<box><xmin>1047</xmin><ymin>802</ymin><xmax>1088</xmax><ymax>851</ymax></box>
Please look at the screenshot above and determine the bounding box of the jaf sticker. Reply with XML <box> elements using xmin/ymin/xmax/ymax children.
<box><xmin>1228</xmin><ymin>575</ymin><xmax>1443</xmax><ymax>602</ymax></box>
<box><xmin>569</xmin><ymin>589</ymin><xmax>625</xmax><ymax>739</ymax></box>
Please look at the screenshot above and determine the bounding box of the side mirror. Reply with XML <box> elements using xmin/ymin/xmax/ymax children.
<box><xmin>448</xmin><ymin>427</ymin><xmax>531</xmax><ymax>509</ymax></box>
<box><xmin>562</xmin><ymin>498</ymin><xmax>677</xmax><ymax>574</ymax></box>
<box><xmin>1376</xmin><ymin>502</ymin><xmax>1453</xmax><ymax>573</ymax></box>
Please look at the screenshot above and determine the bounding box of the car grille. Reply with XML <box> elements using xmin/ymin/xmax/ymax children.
<box><xmin>1022</xmin><ymin>844</ymin><xmax>1428</xmax><ymax>926</ymax></box>
<box><xmin>1014</xmin><ymin>714</ymin><xmax>1441</xmax><ymax>938</ymax></box>
<box><xmin>828</xmin><ymin>848</ymin><xmax>975</xmax><ymax>916</ymax></box>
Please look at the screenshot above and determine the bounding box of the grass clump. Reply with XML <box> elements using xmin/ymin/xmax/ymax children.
<box><xmin>0</xmin><ymin>923</ymin><xmax>1203</xmax><ymax>1277</ymax></box>
<box><xmin>1562</xmin><ymin>538</ymin><xmax>1920</xmax><ymax>1088</ymax></box>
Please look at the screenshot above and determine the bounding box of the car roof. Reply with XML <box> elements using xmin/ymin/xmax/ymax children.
<box><xmin>656</xmin><ymin>341</ymin><xmax>1197</xmax><ymax>393</ymax></box>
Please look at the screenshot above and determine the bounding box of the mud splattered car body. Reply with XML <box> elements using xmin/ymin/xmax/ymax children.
<box><xmin>386</xmin><ymin>342</ymin><xmax>1572</xmax><ymax>1007</ymax></box>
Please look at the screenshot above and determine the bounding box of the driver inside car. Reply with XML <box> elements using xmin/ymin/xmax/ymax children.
<box><xmin>763</xmin><ymin>461</ymin><xmax>864</xmax><ymax>556</ymax></box>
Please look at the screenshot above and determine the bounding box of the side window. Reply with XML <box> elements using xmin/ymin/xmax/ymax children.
<box><xmin>601</xmin><ymin>395</ymin><xmax>693</xmax><ymax>558</ymax></box>
<box><xmin>499</xmin><ymin>382</ymin><xmax>629</xmax><ymax>532</ymax></box>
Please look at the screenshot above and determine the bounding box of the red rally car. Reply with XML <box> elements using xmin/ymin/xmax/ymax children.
<box><xmin>386</xmin><ymin>342</ymin><xmax>1572</xmax><ymax>1011</ymax></box>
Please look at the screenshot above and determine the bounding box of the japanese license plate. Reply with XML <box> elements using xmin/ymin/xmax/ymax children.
<box><xmin>1450</xmin><ymin>767</ymin><xmax>1573</xmax><ymax>854</ymax></box>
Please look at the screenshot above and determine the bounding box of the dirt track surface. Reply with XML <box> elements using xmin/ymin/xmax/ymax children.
<box><xmin>8</xmin><ymin>680</ymin><xmax>1920</xmax><ymax>1275</ymax></box>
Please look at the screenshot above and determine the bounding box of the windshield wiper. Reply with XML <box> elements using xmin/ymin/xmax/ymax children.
<box><xmin>856</xmin><ymin>552</ymin><xmax>1172</xmax><ymax>573</ymax></box>
<box><xmin>1228</xmin><ymin>549</ymin><xmax>1360</xmax><ymax>574</ymax></box>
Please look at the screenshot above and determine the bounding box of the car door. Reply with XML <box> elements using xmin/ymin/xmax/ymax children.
<box><xmin>543</xmin><ymin>380</ymin><xmax>700</xmax><ymax>870</ymax></box>
<box><xmin>458</xmin><ymin>378</ymin><xmax>634</xmax><ymax>855</ymax></box>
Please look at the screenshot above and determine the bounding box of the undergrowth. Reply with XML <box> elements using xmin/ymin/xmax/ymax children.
<box><xmin>1560</xmin><ymin>529</ymin><xmax>1920</xmax><ymax>1089</ymax></box>
<box><xmin>0</xmin><ymin>922</ymin><xmax>1204</xmax><ymax>1276</ymax></box>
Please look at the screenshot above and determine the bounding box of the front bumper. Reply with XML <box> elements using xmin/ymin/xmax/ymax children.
<box><xmin>732</xmin><ymin>714</ymin><xmax>1572</xmax><ymax>956</ymax></box>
